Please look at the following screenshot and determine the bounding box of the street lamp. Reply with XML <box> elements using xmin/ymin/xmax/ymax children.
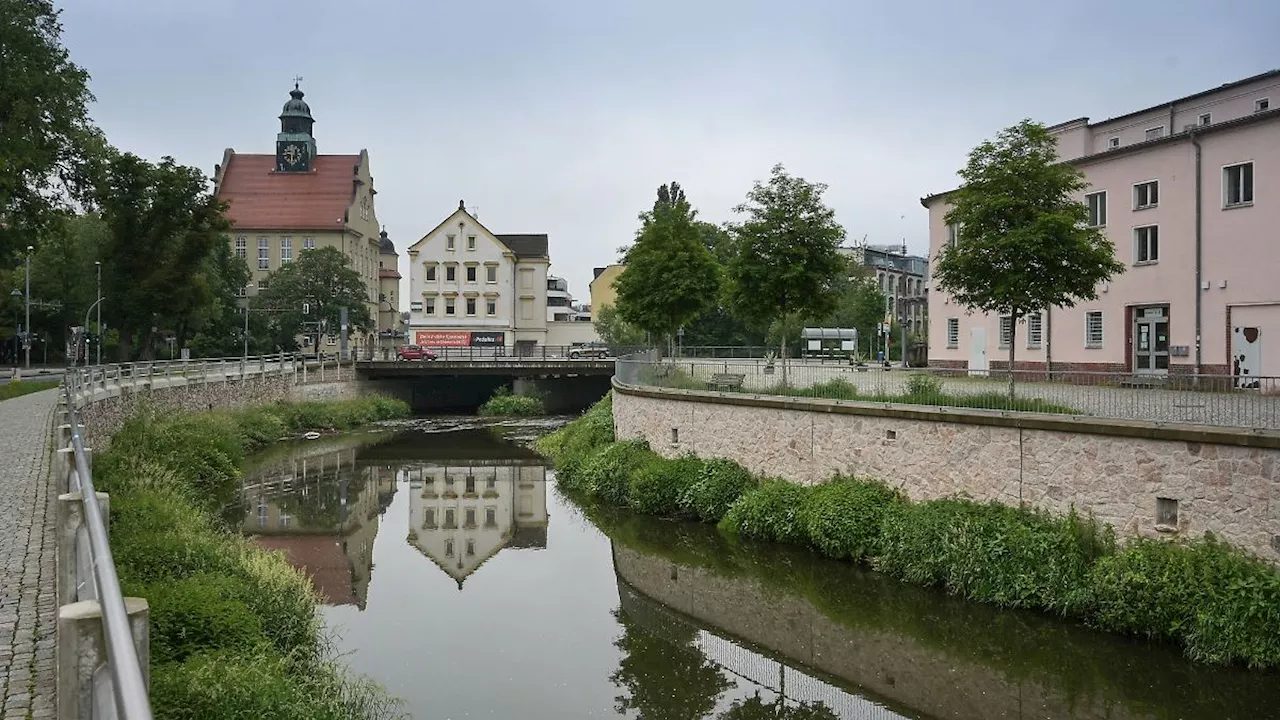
<box><xmin>95</xmin><ymin>261</ymin><xmax>102</xmax><ymax>366</ymax></box>
<box><xmin>83</xmin><ymin>296</ymin><xmax>105</xmax><ymax>367</ymax></box>
<box><xmin>23</xmin><ymin>245</ymin><xmax>32</xmax><ymax>369</ymax></box>
<box><xmin>8</xmin><ymin>288</ymin><xmax>20</xmax><ymax>368</ymax></box>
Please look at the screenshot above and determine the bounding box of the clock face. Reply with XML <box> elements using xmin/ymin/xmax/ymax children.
<box><xmin>282</xmin><ymin>144</ymin><xmax>302</xmax><ymax>165</ymax></box>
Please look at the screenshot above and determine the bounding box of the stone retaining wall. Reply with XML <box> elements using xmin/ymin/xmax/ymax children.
<box><xmin>612</xmin><ymin>380</ymin><xmax>1280</xmax><ymax>560</ymax></box>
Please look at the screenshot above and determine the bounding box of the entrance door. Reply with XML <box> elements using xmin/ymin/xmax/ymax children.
<box><xmin>1133</xmin><ymin>306</ymin><xmax>1170</xmax><ymax>375</ymax></box>
<box><xmin>1233</xmin><ymin>325</ymin><xmax>1261</xmax><ymax>389</ymax></box>
<box><xmin>969</xmin><ymin>326</ymin><xmax>988</xmax><ymax>376</ymax></box>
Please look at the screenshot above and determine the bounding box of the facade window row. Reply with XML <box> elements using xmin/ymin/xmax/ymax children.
<box><xmin>423</xmin><ymin>263</ymin><xmax>498</xmax><ymax>284</ymax></box>
<box><xmin>411</xmin><ymin>296</ymin><xmax>498</xmax><ymax>317</ymax></box>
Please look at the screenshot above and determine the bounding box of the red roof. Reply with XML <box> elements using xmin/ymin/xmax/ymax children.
<box><xmin>378</xmin><ymin>268</ymin><xmax>401</xmax><ymax>279</ymax></box>
<box><xmin>254</xmin><ymin>535</ymin><xmax>357</xmax><ymax>606</ymax></box>
<box><xmin>217</xmin><ymin>153</ymin><xmax>360</xmax><ymax>231</ymax></box>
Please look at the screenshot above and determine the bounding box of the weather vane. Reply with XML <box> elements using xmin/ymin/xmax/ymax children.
<box><xmin>293</xmin><ymin>75</ymin><xmax>303</xmax><ymax>90</ymax></box>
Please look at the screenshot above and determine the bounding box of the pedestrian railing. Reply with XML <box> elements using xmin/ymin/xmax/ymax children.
<box><xmin>55</xmin><ymin>371</ymin><xmax>153</xmax><ymax>720</ymax></box>
<box><xmin>357</xmin><ymin>344</ymin><xmax>645</xmax><ymax>362</ymax></box>
<box><xmin>615</xmin><ymin>352</ymin><xmax>1280</xmax><ymax>430</ymax></box>
<box><xmin>67</xmin><ymin>353</ymin><xmax>300</xmax><ymax>398</ymax></box>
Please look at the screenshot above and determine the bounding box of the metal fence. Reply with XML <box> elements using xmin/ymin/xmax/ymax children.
<box><xmin>615</xmin><ymin>352</ymin><xmax>1280</xmax><ymax>430</ymax></box>
<box><xmin>360</xmin><ymin>344</ymin><xmax>647</xmax><ymax>362</ymax></box>
<box><xmin>67</xmin><ymin>353</ymin><xmax>301</xmax><ymax>394</ymax></box>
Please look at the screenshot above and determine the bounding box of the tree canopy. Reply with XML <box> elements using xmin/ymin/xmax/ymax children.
<box><xmin>594</xmin><ymin>304</ymin><xmax>647</xmax><ymax>347</ymax></box>
<box><xmin>613</xmin><ymin>182</ymin><xmax>720</xmax><ymax>350</ymax></box>
<box><xmin>257</xmin><ymin>246</ymin><xmax>372</xmax><ymax>351</ymax></box>
<box><xmin>935</xmin><ymin>119</ymin><xmax>1124</xmax><ymax>395</ymax></box>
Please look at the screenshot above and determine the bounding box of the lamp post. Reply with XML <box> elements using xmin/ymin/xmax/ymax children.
<box><xmin>8</xmin><ymin>289</ymin><xmax>19</xmax><ymax>368</ymax></box>
<box><xmin>84</xmin><ymin>297</ymin><xmax>105</xmax><ymax>367</ymax></box>
<box><xmin>24</xmin><ymin>245</ymin><xmax>32</xmax><ymax>369</ymax></box>
<box><xmin>95</xmin><ymin>261</ymin><xmax>102</xmax><ymax>366</ymax></box>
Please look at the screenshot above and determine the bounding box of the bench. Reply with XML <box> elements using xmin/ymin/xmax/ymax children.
<box><xmin>708</xmin><ymin>373</ymin><xmax>746</xmax><ymax>392</ymax></box>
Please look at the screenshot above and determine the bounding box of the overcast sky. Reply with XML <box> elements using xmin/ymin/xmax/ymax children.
<box><xmin>58</xmin><ymin>0</ymin><xmax>1275</xmax><ymax>307</ymax></box>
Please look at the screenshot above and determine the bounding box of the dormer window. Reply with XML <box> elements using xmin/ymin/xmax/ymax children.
<box><xmin>1256</xmin><ymin>98</ymin><xmax>1271</xmax><ymax>113</ymax></box>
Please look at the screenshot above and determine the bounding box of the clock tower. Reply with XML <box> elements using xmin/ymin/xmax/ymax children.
<box><xmin>276</xmin><ymin>79</ymin><xmax>317</xmax><ymax>172</ymax></box>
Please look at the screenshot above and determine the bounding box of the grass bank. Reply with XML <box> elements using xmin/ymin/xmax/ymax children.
<box><xmin>0</xmin><ymin>378</ymin><xmax>59</xmax><ymax>401</ymax></box>
<box><xmin>478</xmin><ymin>386</ymin><xmax>546</xmax><ymax>417</ymax></box>
<box><xmin>537</xmin><ymin>392</ymin><xmax>1280</xmax><ymax>669</ymax></box>
<box><xmin>94</xmin><ymin>395</ymin><xmax>411</xmax><ymax>719</ymax></box>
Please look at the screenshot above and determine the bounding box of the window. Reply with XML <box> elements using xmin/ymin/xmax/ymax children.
<box><xmin>445</xmin><ymin>539</ymin><xmax>454</xmax><ymax>557</ymax></box>
<box><xmin>466</xmin><ymin>298</ymin><xmax>476</xmax><ymax>316</ymax></box>
<box><xmin>465</xmin><ymin>508</ymin><xmax>476</xmax><ymax>527</ymax></box>
<box><xmin>257</xmin><ymin>280</ymin><xmax>269</xmax><ymax>292</ymax></box>
<box><xmin>1256</xmin><ymin>98</ymin><xmax>1270</xmax><ymax>113</ymax></box>
<box><xmin>1108</xmin><ymin>137</ymin><xmax>1120</xmax><ymax>149</ymax></box>
<box><xmin>486</xmin><ymin>300</ymin><xmax>496</xmax><ymax>316</ymax></box>
<box><xmin>234</xmin><ymin>236</ymin><xmax>247</xmax><ymax>259</ymax></box>
<box><xmin>467</xmin><ymin>235</ymin><xmax>476</xmax><ymax>250</ymax></box>
<box><xmin>999</xmin><ymin>315</ymin><xmax>1013</xmax><ymax>348</ymax></box>
<box><xmin>1027</xmin><ymin>312</ymin><xmax>1043</xmax><ymax>348</ymax></box>
<box><xmin>446</xmin><ymin>235</ymin><xmax>456</xmax><ymax>250</ymax></box>
<box><xmin>426</xmin><ymin>265</ymin><xmax>437</xmax><ymax>281</ymax></box>
<box><xmin>946</xmin><ymin>318</ymin><xmax>959</xmax><ymax>347</ymax></box>
<box><xmin>1085</xmin><ymin>311</ymin><xmax>1104</xmax><ymax>348</ymax></box>
<box><xmin>235</xmin><ymin>286</ymin><xmax>247</xmax><ymax>298</ymax></box>
<box><xmin>445</xmin><ymin>509</ymin><xmax>455</xmax><ymax>527</ymax></box>
<box><xmin>1134</xmin><ymin>225</ymin><xmax>1159</xmax><ymax>263</ymax></box>
<box><xmin>485</xmin><ymin>507</ymin><xmax>496</xmax><ymax>527</ymax></box>
<box><xmin>466</xmin><ymin>539</ymin><xmax>475</xmax><ymax>556</ymax></box>
<box><xmin>423</xmin><ymin>508</ymin><xmax>436</xmax><ymax>528</ymax></box>
<box><xmin>1199</xmin><ymin>113</ymin><xmax>1212</xmax><ymax>126</ymax></box>
<box><xmin>303</xmin><ymin>236</ymin><xmax>315</xmax><ymax>251</ymax></box>
<box><xmin>1145</xmin><ymin>126</ymin><xmax>1165</xmax><ymax>141</ymax></box>
<box><xmin>446</xmin><ymin>265</ymin><xmax>456</xmax><ymax>282</ymax></box>
<box><xmin>257</xmin><ymin>236</ymin><xmax>270</xmax><ymax>270</ymax></box>
<box><xmin>485</xmin><ymin>266</ymin><xmax>497</xmax><ymax>283</ymax></box>
<box><xmin>423</xmin><ymin>298</ymin><xmax>435</xmax><ymax>315</ymax></box>
<box><xmin>326</xmin><ymin>334</ymin><xmax>337</xmax><ymax>346</ymax></box>
<box><xmin>466</xmin><ymin>266</ymin><xmax>477</xmax><ymax>283</ymax></box>
<box><xmin>280</xmin><ymin>236</ymin><xmax>293</xmax><ymax>264</ymax></box>
<box><xmin>445</xmin><ymin>298</ymin><xmax>456</xmax><ymax>315</ymax></box>
<box><xmin>1085</xmin><ymin>191</ymin><xmax>1107</xmax><ymax>227</ymax></box>
<box><xmin>1224</xmin><ymin>162</ymin><xmax>1254</xmax><ymax>207</ymax></box>
<box><xmin>945</xmin><ymin>223</ymin><xmax>959</xmax><ymax>246</ymax></box>
<box><xmin>1133</xmin><ymin>181</ymin><xmax>1158</xmax><ymax>209</ymax></box>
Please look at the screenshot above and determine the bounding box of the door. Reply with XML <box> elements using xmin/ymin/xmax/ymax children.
<box><xmin>968</xmin><ymin>327</ymin><xmax>988</xmax><ymax>376</ymax></box>
<box><xmin>1233</xmin><ymin>326</ymin><xmax>1261</xmax><ymax>389</ymax></box>
<box><xmin>1133</xmin><ymin>306</ymin><xmax>1170</xmax><ymax>375</ymax></box>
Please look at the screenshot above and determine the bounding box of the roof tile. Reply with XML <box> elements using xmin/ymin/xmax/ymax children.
<box><xmin>217</xmin><ymin>153</ymin><xmax>360</xmax><ymax>231</ymax></box>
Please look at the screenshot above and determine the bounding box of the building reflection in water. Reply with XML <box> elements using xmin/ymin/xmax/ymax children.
<box><xmin>239</xmin><ymin>439</ymin><xmax>396</xmax><ymax>609</ymax></box>
<box><xmin>406</xmin><ymin>460</ymin><xmax>549</xmax><ymax>590</ymax></box>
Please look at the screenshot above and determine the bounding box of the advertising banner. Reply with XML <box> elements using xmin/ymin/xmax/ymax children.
<box><xmin>469</xmin><ymin>331</ymin><xmax>505</xmax><ymax>346</ymax></box>
<box><xmin>415</xmin><ymin>330</ymin><xmax>471</xmax><ymax>347</ymax></box>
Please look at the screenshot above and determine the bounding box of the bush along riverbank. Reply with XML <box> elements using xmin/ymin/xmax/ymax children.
<box><xmin>478</xmin><ymin>386</ymin><xmax>546</xmax><ymax>417</ymax></box>
<box><xmin>93</xmin><ymin>395</ymin><xmax>411</xmax><ymax>719</ymax></box>
<box><xmin>536</xmin><ymin>392</ymin><xmax>1280</xmax><ymax>670</ymax></box>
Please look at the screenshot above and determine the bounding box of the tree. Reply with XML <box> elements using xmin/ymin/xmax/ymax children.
<box><xmin>720</xmin><ymin>695</ymin><xmax>838</xmax><ymax>720</ymax></box>
<box><xmin>610</xmin><ymin>607</ymin><xmax>729</xmax><ymax>719</ymax></box>
<box><xmin>724</xmin><ymin>164</ymin><xmax>846</xmax><ymax>383</ymax></box>
<box><xmin>822</xmin><ymin>263</ymin><xmax>887</xmax><ymax>360</ymax></box>
<box><xmin>934</xmin><ymin>120</ymin><xmax>1125</xmax><ymax>398</ymax></box>
<box><xmin>258</xmin><ymin>246</ymin><xmax>372</xmax><ymax>351</ymax></box>
<box><xmin>96</xmin><ymin>152</ymin><xmax>235</xmax><ymax>359</ymax></box>
<box><xmin>30</xmin><ymin>213</ymin><xmax>106</xmax><ymax>358</ymax></box>
<box><xmin>614</xmin><ymin>182</ymin><xmax>720</xmax><ymax>355</ymax></box>
<box><xmin>594</xmin><ymin>304</ymin><xmax>647</xmax><ymax>347</ymax></box>
<box><xmin>0</xmin><ymin>0</ymin><xmax>106</xmax><ymax>264</ymax></box>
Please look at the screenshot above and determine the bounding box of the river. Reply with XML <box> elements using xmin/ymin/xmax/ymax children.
<box><xmin>235</xmin><ymin>419</ymin><xmax>1280</xmax><ymax>720</ymax></box>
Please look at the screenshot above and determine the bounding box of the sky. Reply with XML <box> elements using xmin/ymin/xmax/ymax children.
<box><xmin>57</xmin><ymin>0</ymin><xmax>1277</xmax><ymax>309</ymax></box>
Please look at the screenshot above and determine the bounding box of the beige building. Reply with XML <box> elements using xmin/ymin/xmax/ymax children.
<box><xmin>589</xmin><ymin>264</ymin><xmax>625</xmax><ymax>312</ymax></box>
<box><xmin>213</xmin><ymin>83</ymin><xmax>388</xmax><ymax>356</ymax></box>
<box><xmin>406</xmin><ymin>202</ymin><xmax>550</xmax><ymax>354</ymax></box>
<box><xmin>376</xmin><ymin>229</ymin><xmax>404</xmax><ymax>354</ymax></box>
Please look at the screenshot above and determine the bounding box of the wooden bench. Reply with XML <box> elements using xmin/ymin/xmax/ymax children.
<box><xmin>708</xmin><ymin>373</ymin><xmax>746</xmax><ymax>392</ymax></box>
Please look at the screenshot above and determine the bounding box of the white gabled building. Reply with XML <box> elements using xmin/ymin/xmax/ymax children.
<box><xmin>406</xmin><ymin>201</ymin><xmax>549</xmax><ymax>353</ymax></box>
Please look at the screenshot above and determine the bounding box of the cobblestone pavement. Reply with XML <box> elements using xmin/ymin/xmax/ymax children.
<box><xmin>0</xmin><ymin>389</ymin><xmax>59</xmax><ymax>720</ymax></box>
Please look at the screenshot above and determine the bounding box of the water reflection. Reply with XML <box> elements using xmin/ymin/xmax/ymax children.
<box><xmin>238</xmin><ymin>427</ymin><xmax>1280</xmax><ymax>720</ymax></box>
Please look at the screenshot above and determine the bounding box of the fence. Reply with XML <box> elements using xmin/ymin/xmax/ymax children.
<box><xmin>67</xmin><ymin>353</ymin><xmax>300</xmax><ymax>396</ymax></box>
<box><xmin>360</xmin><ymin>344</ymin><xmax>646</xmax><ymax>362</ymax></box>
<box><xmin>615</xmin><ymin>351</ymin><xmax>1280</xmax><ymax>430</ymax></box>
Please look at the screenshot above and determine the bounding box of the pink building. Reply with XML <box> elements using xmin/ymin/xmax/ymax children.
<box><xmin>923</xmin><ymin>70</ymin><xmax>1280</xmax><ymax>384</ymax></box>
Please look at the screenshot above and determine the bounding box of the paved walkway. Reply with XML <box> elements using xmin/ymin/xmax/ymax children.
<box><xmin>0</xmin><ymin>389</ymin><xmax>59</xmax><ymax>720</ymax></box>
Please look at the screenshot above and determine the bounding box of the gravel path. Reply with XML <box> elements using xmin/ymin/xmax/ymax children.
<box><xmin>0</xmin><ymin>389</ymin><xmax>59</xmax><ymax>719</ymax></box>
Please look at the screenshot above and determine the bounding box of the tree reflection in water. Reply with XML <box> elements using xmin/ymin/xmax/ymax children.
<box><xmin>611</xmin><ymin>607</ymin><xmax>731</xmax><ymax>719</ymax></box>
<box><xmin>719</xmin><ymin>695</ymin><xmax>838</xmax><ymax>719</ymax></box>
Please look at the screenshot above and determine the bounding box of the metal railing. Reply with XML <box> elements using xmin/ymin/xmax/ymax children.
<box><xmin>68</xmin><ymin>353</ymin><xmax>300</xmax><ymax>396</ymax></box>
<box><xmin>56</xmin><ymin>371</ymin><xmax>153</xmax><ymax>720</ymax></box>
<box><xmin>359</xmin><ymin>344</ymin><xmax>645</xmax><ymax>362</ymax></box>
<box><xmin>615</xmin><ymin>352</ymin><xmax>1280</xmax><ymax>430</ymax></box>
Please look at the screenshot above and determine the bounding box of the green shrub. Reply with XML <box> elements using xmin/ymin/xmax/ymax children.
<box><xmin>575</xmin><ymin>439</ymin><xmax>656</xmax><ymax>506</ymax></box>
<box><xmin>877</xmin><ymin>499</ymin><xmax>1113</xmax><ymax>616</ymax></box>
<box><xmin>536</xmin><ymin>392</ymin><xmax>615</xmax><ymax>478</ymax></box>
<box><xmin>904</xmin><ymin>373</ymin><xmax>944</xmax><ymax>397</ymax></box>
<box><xmin>628</xmin><ymin>455</ymin><xmax>705</xmax><ymax>516</ymax></box>
<box><xmin>260</xmin><ymin>395</ymin><xmax>410</xmax><ymax>433</ymax></box>
<box><xmin>807</xmin><ymin>378</ymin><xmax>859</xmax><ymax>400</ymax></box>
<box><xmin>803</xmin><ymin>477</ymin><xmax>903</xmax><ymax>561</ymax></box>
<box><xmin>1090</xmin><ymin>536</ymin><xmax>1280</xmax><ymax>667</ymax></box>
<box><xmin>478</xmin><ymin>387</ymin><xmax>546</xmax><ymax>416</ymax></box>
<box><xmin>128</xmin><ymin>574</ymin><xmax>267</xmax><ymax>664</ymax></box>
<box><xmin>719</xmin><ymin>479</ymin><xmax>811</xmax><ymax>545</ymax></box>
<box><xmin>679</xmin><ymin>458</ymin><xmax>757</xmax><ymax>523</ymax></box>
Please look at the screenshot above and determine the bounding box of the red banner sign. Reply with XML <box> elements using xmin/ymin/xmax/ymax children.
<box><xmin>416</xmin><ymin>331</ymin><xmax>471</xmax><ymax>347</ymax></box>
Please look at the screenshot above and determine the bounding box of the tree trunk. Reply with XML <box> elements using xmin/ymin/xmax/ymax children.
<box><xmin>1007</xmin><ymin>311</ymin><xmax>1019</xmax><ymax>402</ymax></box>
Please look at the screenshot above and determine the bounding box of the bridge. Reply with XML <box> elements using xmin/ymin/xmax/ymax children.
<box><xmin>355</xmin><ymin>356</ymin><xmax>614</xmax><ymax>379</ymax></box>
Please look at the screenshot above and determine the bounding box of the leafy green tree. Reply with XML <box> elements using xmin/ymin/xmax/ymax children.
<box><xmin>258</xmin><ymin>246</ymin><xmax>372</xmax><ymax>351</ymax></box>
<box><xmin>935</xmin><ymin>120</ymin><xmax>1125</xmax><ymax>398</ymax></box>
<box><xmin>610</xmin><ymin>607</ymin><xmax>729</xmax><ymax>720</ymax></box>
<box><xmin>724</xmin><ymin>164</ymin><xmax>846</xmax><ymax>382</ymax></box>
<box><xmin>29</xmin><ymin>213</ymin><xmax>106</xmax><ymax>358</ymax></box>
<box><xmin>96</xmin><ymin>153</ymin><xmax>235</xmax><ymax>360</ymax></box>
<box><xmin>720</xmin><ymin>695</ymin><xmax>838</xmax><ymax>719</ymax></box>
<box><xmin>594</xmin><ymin>304</ymin><xmax>647</xmax><ymax>347</ymax></box>
<box><xmin>822</xmin><ymin>264</ymin><xmax>886</xmax><ymax>360</ymax></box>
<box><xmin>614</xmin><ymin>182</ymin><xmax>719</xmax><ymax>355</ymax></box>
<box><xmin>0</xmin><ymin>0</ymin><xmax>106</xmax><ymax>264</ymax></box>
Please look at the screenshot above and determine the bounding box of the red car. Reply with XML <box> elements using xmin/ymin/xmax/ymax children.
<box><xmin>396</xmin><ymin>345</ymin><xmax>437</xmax><ymax>361</ymax></box>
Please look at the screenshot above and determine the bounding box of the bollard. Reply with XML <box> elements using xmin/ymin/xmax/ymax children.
<box><xmin>57</xmin><ymin>491</ymin><xmax>109</xmax><ymax>606</ymax></box>
<box><xmin>57</xmin><ymin>598</ymin><xmax>150</xmax><ymax>720</ymax></box>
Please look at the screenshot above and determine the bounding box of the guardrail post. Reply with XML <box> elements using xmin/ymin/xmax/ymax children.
<box><xmin>57</xmin><ymin>491</ymin><xmax>109</xmax><ymax>606</ymax></box>
<box><xmin>57</xmin><ymin>598</ymin><xmax>150</xmax><ymax>720</ymax></box>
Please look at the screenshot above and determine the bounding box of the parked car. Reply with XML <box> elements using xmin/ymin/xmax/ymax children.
<box><xmin>396</xmin><ymin>345</ymin><xmax>437</xmax><ymax>361</ymax></box>
<box><xmin>569</xmin><ymin>342</ymin><xmax>610</xmax><ymax>359</ymax></box>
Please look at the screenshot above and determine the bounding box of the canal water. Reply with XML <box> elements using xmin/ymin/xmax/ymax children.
<box><xmin>236</xmin><ymin>420</ymin><xmax>1280</xmax><ymax>720</ymax></box>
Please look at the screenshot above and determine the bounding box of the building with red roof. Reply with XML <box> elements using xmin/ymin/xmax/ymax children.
<box><xmin>213</xmin><ymin>83</ymin><xmax>395</xmax><ymax>356</ymax></box>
